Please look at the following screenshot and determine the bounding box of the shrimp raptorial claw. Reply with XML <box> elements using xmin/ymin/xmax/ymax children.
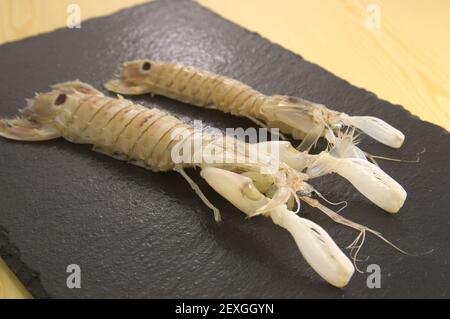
<box><xmin>306</xmin><ymin>153</ymin><xmax>407</xmax><ymax>213</ymax></box>
<box><xmin>267</xmin><ymin>95</ymin><xmax>405</xmax><ymax>149</ymax></box>
<box><xmin>200</xmin><ymin>166</ymin><xmax>354</xmax><ymax>288</ymax></box>
<box><xmin>258</xmin><ymin>140</ymin><xmax>407</xmax><ymax>213</ymax></box>
<box><xmin>339</xmin><ymin>114</ymin><xmax>405</xmax><ymax>149</ymax></box>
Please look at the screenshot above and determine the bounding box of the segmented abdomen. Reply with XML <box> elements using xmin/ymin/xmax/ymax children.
<box><xmin>59</xmin><ymin>95</ymin><xmax>193</xmax><ymax>171</ymax></box>
<box><xmin>150</xmin><ymin>62</ymin><xmax>268</xmax><ymax>118</ymax></box>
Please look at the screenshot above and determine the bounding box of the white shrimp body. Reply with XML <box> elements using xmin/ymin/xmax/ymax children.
<box><xmin>105</xmin><ymin>60</ymin><xmax>405</xmax><ymax>151</ymax></box>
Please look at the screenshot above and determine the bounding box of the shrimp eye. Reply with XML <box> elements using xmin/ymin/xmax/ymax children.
<box><xmin>55</xmin><ymin>94</ymin><xmax>67</xmax><ymax>105</ymax></box>
<box><xmin>141</xmin><ymin>61</ymin><xmax>151</xmax><ymax>72</ymax></box>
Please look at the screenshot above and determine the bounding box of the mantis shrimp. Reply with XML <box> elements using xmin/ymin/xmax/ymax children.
<box><xmin>105</xmin><ymin>61</ymin><xmax>407</xmax><ymax>213</ymax></box>
<box><xmin>0</xmin><ymin>81</ymin><xmax>405</xmax><ymax>287</ymax></box>
<box><xmin>105</xmin><ymin>60</ymin><xmax>405</xmax><ymax>155</ymax></box>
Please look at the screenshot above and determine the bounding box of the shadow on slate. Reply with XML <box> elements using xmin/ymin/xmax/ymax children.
<box><xmin>0</xmin><ymin>0</ymin><xmax>449</xmax><ymax>298</ymax></box>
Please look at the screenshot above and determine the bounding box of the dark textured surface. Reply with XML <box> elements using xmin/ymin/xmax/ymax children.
<box><xmin>0</xmin><ymin>0</ymin><xmax>448</xmax><ymax>298</ymax></box>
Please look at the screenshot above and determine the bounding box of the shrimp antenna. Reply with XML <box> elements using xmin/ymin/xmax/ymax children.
<box><xmin>310</xmin><ymin>188</ymin><xmax>348</xmax><ymax>213</ymax></box>
<box><xmin>300</xmin><ymin>196</ymin><xmax>413</xmax><ymax>270</ymax></box>
<box><xmin>364</xmin><ymin>147</ymin><xmax>425</xmax><ymax>165</ymax></box>
<box><xmin>346</xmin><ymin>230</ymin><xmax>369</xmax><ymax>273</ymax></box>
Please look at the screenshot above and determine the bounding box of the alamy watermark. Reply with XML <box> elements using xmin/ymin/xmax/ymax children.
<box><xmin>170</xmin><ymin>120</ymin><xmax>282</xmax><ymax>174</ymax></box>
<box><xmin>67</xmin><ymin>4</ymin><xmax>81</xmax><ymax>29</ymax></box>
<box><xmin>66</xmin><ymin>264</ymin><xmax>81</xmax><ymax>289</ymax></box>
<box><xmin>366</xmin><ymin>4</ymin><xmax>381</xmax><ymax>29</ymax></box>
<box><xmin>366</xmin><ymin>264</ymin><xmax>381</xmax><ymax>288</ymax></box>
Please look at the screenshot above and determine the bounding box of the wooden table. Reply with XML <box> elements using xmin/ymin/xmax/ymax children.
<box><xmin>0</xmin><ymin>0</ymin><xmax>448</xmax><ymax>299</ymax></box>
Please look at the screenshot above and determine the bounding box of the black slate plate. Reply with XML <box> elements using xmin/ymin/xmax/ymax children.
<box><xmin>0</xmin><ymin>0</ymin><xmax>448</xmax><ymax>298</ymax></box>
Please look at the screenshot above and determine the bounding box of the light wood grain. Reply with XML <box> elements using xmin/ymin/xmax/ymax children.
<box><xmin>0</xmin><ymin>258</ymin><xmax>32</xmax><ymax>298</ymax></box>
<box><xmin>0</xmin><ymin>0</ymin><xmax>149</xmax><ymax>43</ymax></box>
<box><xmin>0</xmin><ymin>0</ymin><xmax>449</xmax><ymax>299</ymax></box>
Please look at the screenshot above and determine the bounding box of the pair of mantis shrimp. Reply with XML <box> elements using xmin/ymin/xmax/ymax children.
<box><xmin>0</xmin><ymin>60</ymin><xmax>407</xmax><ymax>288</ymax></box>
